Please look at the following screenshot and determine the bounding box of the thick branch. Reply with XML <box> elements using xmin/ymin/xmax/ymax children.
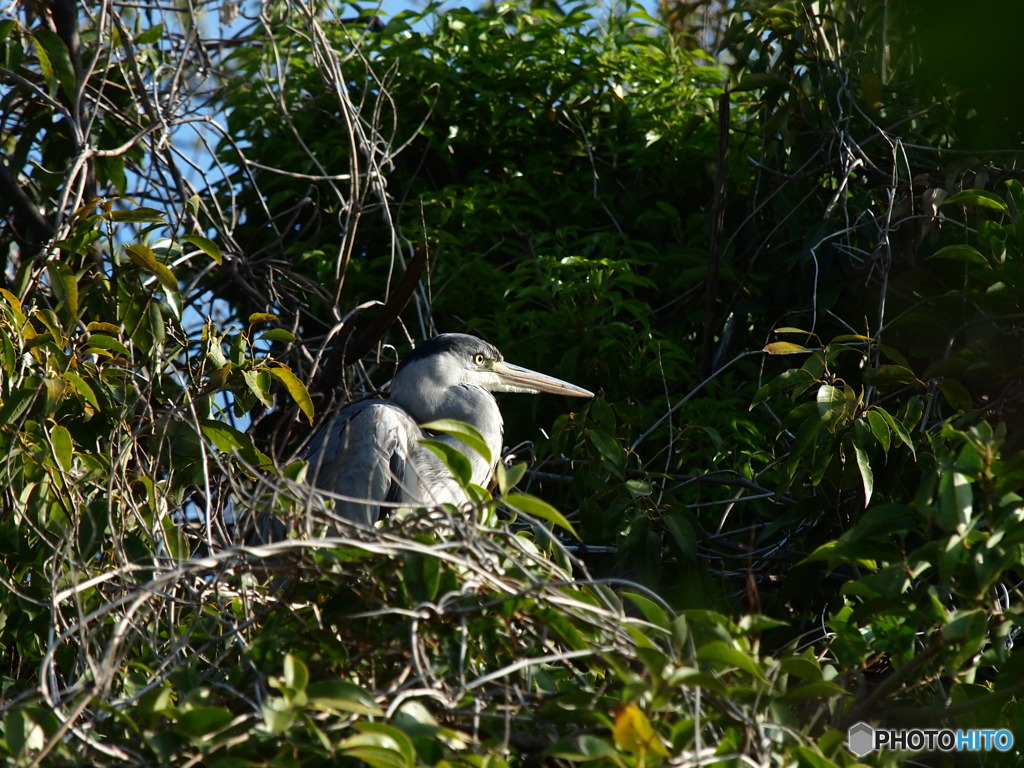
<box><xmin>0</xmin><ymin>160</ymin><xmax>55</xmax><ymax>245</ymax></box>
<box><xmin>312</xmin><ymin>246</ymin><xmax>429</xmax><ymax>401</ymax></box>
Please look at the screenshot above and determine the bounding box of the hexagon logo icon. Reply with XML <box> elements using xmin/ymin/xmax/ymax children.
<box><xmin>848</xmin><ymin>721</ymin><xmax>875</xmax><ymax>757</ymax></box>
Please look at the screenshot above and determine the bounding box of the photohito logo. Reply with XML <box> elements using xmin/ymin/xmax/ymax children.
<box><xmin>847</xmin><ymin>722</ymin><xmax>1014</xmax><ymax>757</ymax></box>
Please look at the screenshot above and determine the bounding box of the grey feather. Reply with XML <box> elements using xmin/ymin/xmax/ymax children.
<box><xmin>304</xmin><ymin>333</ymin><xmax>593</xmax><ymax>526</ymax></box>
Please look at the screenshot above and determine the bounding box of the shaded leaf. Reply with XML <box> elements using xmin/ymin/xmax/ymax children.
<box><xmin>174</xmin><ymin>707</ymin><xmax>234</xmax><ymax>738</ymax></box>
<box><xmin>86</xmin><ymin>333</ymin><xmax>130</xmax><ymax>357</ymax></box>
<box><xmin>928</xmin><ymin>245</ymin><xmax>989</xmax><ymax>266</ymax></box>
<box><xmin>862</xmin><ymin>365</ymin><xmax>920</xmax><ymax>387</ymax></box>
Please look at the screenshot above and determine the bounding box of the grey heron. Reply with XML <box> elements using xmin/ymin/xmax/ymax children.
<box><xmin>305</xmin><ymin>333</ymin><xmax>593</xmax><ymax>525</ymax></box>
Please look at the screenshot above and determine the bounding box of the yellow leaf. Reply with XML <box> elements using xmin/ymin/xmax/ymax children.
<box><xmin>612</xmin><ymin>703</ymin><xmax>669</xmax><ymax>759</ymax></box>
<box><xmin>763</xmin><ymin>341</ymin><xmax>810</xmax><ymax>355</ymax></box>
<box><xmin>269</xmin><ymin>364</ymin><xmax>314</xmax><ymax>425</ymax></box>
<box><xmin>248</xmin><ymin>312</ymin><xmax>280</xmax><ymax>326</ymax></box>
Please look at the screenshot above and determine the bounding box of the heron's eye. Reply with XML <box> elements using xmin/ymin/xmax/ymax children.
<box><xmin>473</xmin><ymin>353</ymin><xmax>486</xmax><ymax>366</ymax></box>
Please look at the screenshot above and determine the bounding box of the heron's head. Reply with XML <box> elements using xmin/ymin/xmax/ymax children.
<box><xmin>393</xmin><ymin>334</ymin><xmax>593</xmax><ymax>412</ymax></box>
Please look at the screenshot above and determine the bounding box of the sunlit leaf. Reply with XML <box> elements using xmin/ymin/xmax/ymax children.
<box><xmin>421</xmin><ymin>418</ymin><xmax>492</xmax><ymax>465</ymax></box>
<box><xmin>612</xmin><ymin>703</ymin><xmax>670</xmax><ymax>758</ymax></box>
<box><xmin>248</xmin><ymin>312</ymin><xmax>280</xmax><ymax>325</ymax></box>
<box><xmin>259</xmin><ymin>328</ymin><xmax>296</xmax><ymax>343</ymax></box>
<box><xmin>495</xmin><ymin>460</ymin><xmax>527</xmax><ymax>495</ymax></box>
<box><xmin>764</xmin><ymin>341</ymin><xmax>811</xmax><ymax>355</ymax></box>
<box><xmin>938</xmin><ymin>469</ymin><xmax>972</xmax><ymax>532</ymax></box>
<box><xmin>505</xmin><ymin>492</ymin><xmax>579</xmax><ymax>539</ymax></box>
<box><xmin>86</xmin><ymin>333</ymin><xmax>130</xmax><ymax>357</ymax></box>
<box><xmin>181</xmin><ymin>234</ymin><xmax>223</xmax><ymax>264</ymax></box>
<box><xmin>865</xmin><ymin>409</ymin><xmax>890</xmax><ymax>454</ymax></box>
<box><xmin>307</xmin><ymin>681</ymin><xmax>383</xmax><ymax>716</ymax></box>
<box><xmin>283</xmin><ymin>654</ymin><xmax>308</xmax><ymax>692</ymax></box>
<box><xmin>419</xmin><ymin>439</ymin><xmax>473</xmax><ymax>488</ymax></box>
<box><xmin>853</xmin><ymin>422</ymin><xmax>873</xmax><ymax>507</ymax></box>
<box><xmin>941</xmin><ymin>189</ymin><xmax>1009</xmax><ymax>214</ymax></box>
<box><xmin>268</xmin><ymin>364</ymin><xmax>314</xmax><ymax>425</ymax></box>
<box><xmin>126</xmin><ymin>243</ymin><xmax>178</xmax><ymax>291</ymax></box>
<box><xmin>46</xmin><ymin>261</ymin><xmax>79</xmax><ymax>318</ymax></box>
<box><xmin>50</xmin><ymin>423</ymin><xmax>73</xmax><ymax>473</ymax></box>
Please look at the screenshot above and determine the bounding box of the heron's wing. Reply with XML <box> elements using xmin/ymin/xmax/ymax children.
<box><xmin>305</xmin><ymin>400</ymin><xmax>420</xmax><ymax>525</ymax></box>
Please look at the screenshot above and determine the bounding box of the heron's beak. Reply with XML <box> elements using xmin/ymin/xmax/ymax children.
<box><xmin>491</xmin><ymin>361</ymin><xmax>594</xmax><ymax>398</ymax></box>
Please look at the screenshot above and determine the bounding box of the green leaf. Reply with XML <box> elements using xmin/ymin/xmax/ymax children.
<box><xmin>588</xmin><ymin>429</ymin><xmax>624</xmax><ymax>478</ymax></box>
<box><xmin>136</xmin><ymin>22</ymin><xmax>165</xmax><ymax>45</ymax></box>
<box><xmin>50</xmin><ymin>423</ymin><xmax>72</xmax><ymax>473</ymax></box>
<box><xmin>938</xmin><ymin>469</ymin><xmax>973</xmax><ymax>531</ymax></box>
<box><xmin>927</xmin><ymin>245</ymin><xmax>989</xmax><ymax>266</ymax></box>
<box><xmin>876</xmin><ymin>406</ymin><xmax>916</xmax><ymax>459</ymax></box>
<box><xmin>46</xmin><ymin>261</ymin><xmax>79</xmax><ymax>319</ymax></box>
<box><xmin>622</xmin><ymin>591</ymin><xmax>671</xmax><ymax>630</ymax></box>
<box><xmin>86</xmin><ymin>333</ymin><xmax>130</xmax><ymax>357</ymax></box>
<box><xmin>852</xmin><ymin>422</ymin><xmax>873</xmax><ymax>507</ymax></box>
<box><xmin>199</xmin><ymin>420</ymin><xmax>271</xmax><ymax>467</ymax></box>
<box><xmin>284</xmin><ymin>654</ymin><xmax>309</xmax><ymax>692</ymax></box>
<box><xmin>419</xmin><ymin>439</ymin><xmax>473</xmax><ymax>488</ymax></box>
<box><xmin>941</xmin><ymin>189</ymin><xmax>1009</xmax><ymax>214</ymax></box>
<box><xmin>937</xmin><ymin>378</ymin><xmax>972</xmax><ymax>411</ymax></box>
<box><xmin>495</xmin><ymin>460</ymin><xmax>527</xmax><ymax>495</ymax></box>
<box><xmin>64</xmin><ymin>370</ymin><xmax>100</xmax><ymax>412</ymax></box>
<box><xmin>862</xmin><ymin>365</ymin><xmax>920</xmax><ymax>387</ymax></box>
<box><xmin>696</xmin><ymin>641</ymin><xmax>766</xmax><ymax>681</ymax></box>
<box><xmin>750</xmin><ymin>367</ymin><xmax>816</xmax><ymax>407</ymax></box>
<box><xmin>773</xmin><ymin>326</ymin><xmax>816</xmax><ymax>335</ymax></box>
<box><xmin>261</xmin><ymin>698</ymin><xmax>295</xmax><ymax>736</ymax></box>
<box><xmin>268</xmin><ymin>364</ymin><xmax>314</xmax><ymax>425</ymax></box>
<box><xmin>341</xmin><ymin>722</ymin><xmax>417</xmax><ymax>768</ymax></box>
<box><xmin>242</xmin><ymin>369</ymin><xmax>274</xmax><ymax>408</ymax></box>
<box><xmin>402</xmin><ymin>553</ymin><xmax>441</xmax><ymax>602</ymax></box>
<box><xmin>505</xmin><ymin>492</ymin><xmax>579</xmax><ymax>539</ymax></box>
<box><xmin>259</xmin><ymin>328</ymin><xmax>296</xmax><ymax>343</ymax></box>
<box><xmin>307</xmin><ymin>680</ymin><xmax>383</xmax><ymax>716</ymax></box>
<box><xmin>174</xmin><ymin>707</ymin><xmax>234</xmax><ymax>738</ymax></box>
<box><xmin>764</xmin><ymin>341</ymin><xmax>811</xmax><ymax>355</ymax></box>
<box><xmin>816</xmin><ymin>383</ymin><xmax>849</xmax><ymax>432</ymax></box>
<box><xmin>32</xmin><ymin>29</ymin><xmax>76</xmax><ymax>101</ymax></box>
<box><xmin>0</xmin><ymin>19</ymin><xmax>18</xmax><ymax>46</ymax></box>
<box><xmin>865</xmin><ymin>409</ymin><xmax>890</xmax><ymax>455</ymax></box>
<box><xmin>421</xmin><ymin>418</ymin><xmax>492</xmax><ymax>465</ymax></box>
<box><xmin>181</xmin><ymin>234</ymin><xmax>223</xmax><ymax>265</ymax></box>
<box><xmin>109</xmin><ymin>207</ymin><xmax>167</xmax><ymax>223</ymax></box>
<box><xmin>125</xmin><ymin>243</ymin><xmax>178</xmax><ymax>291</ymax></box>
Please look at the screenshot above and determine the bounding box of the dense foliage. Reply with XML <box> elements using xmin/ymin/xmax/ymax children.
<box><xmin>2</xmin><ymin>0</ymin><xmax>1023</xmax><ymax>765</ymax></box>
